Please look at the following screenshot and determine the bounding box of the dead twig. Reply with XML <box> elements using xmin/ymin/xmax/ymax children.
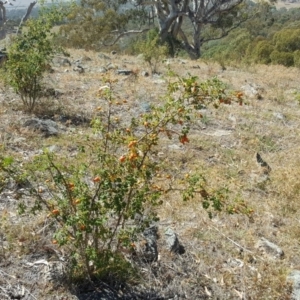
<box><xmin>210</xmin><ymin>225</ymin><xmax>258</xmax><ymax>257</ymax></box>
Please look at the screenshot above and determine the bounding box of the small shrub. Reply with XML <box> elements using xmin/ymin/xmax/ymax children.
<box><xmin>294</xmin><ymin>50</ymin><xmax>300</xmax><ymax>68</ymax></box>
<box><xmin>0</xmin><ymin>73</ymin><xmax>248</xmax><ymax>280</ymax></box>
<box><xmin>251</xmin><ymin>40</ymin><xmax>274</xmax><ymax>64</ymax></box>
<box><xmin>273</xmin><ymin>28</ymin><xmax>300</xmax><ymax>53</ymax></box>
<box><xmin>1</xmin><ymin>6</ymin><xmax>63</xmax><ymax>112</ymax></box>
<box><xmin>270</xmin><ymin>50</ymin><xmax>294</xmax><ymax>67</ymax></box>
<box><xmin>133</xmin><ymin>28</ymin><xmax>168</xmax><ymax>74</ymax></box>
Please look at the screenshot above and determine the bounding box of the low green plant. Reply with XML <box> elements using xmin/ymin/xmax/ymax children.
<box><xmin>134</xmin><ymin>28</ymin><xmax>168</xmax><ymax>74</ymax></box>
<box><xmin>0</xmin><ymin>73</ymin><xmax>248</xmax><ymax>280</ymax></box>
<box><xmin>1</xmin><ymin>4</ymin><xmax>64</xmax><ymax>112</ymax></box>
<box><xmin>294</xmin><ymin>50</ymin><xmax>300</xmax><ymax>68</ymax></box>
<box><xmin>251</xmin><ymin>40</ymin><xmax>274</xmax><ymax>64</ymax></box>
<box><xmin>176</xmin><ymin>75</ymin><xmax>244</xmax><ymax>109</ymax></box>
<box><xmin>293</xmin><ymin>90</ymin><xmax>300</xmax><ymax>104</ymax></box>
<box><xmin>270</xmin><ymin>50</ymin><xmax>294</xmax><ymax>67</ymax></box>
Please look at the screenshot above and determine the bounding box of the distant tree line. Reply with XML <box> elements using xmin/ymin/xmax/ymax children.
<box><xmin>201</xmin><ymin>4</ymin><xmax>300</xmax><ymax>67</ymax></box>
<box><xmin>3</xmin><ymin>0</ymin><xmax>300</xmax><ymax>67</ymax></box>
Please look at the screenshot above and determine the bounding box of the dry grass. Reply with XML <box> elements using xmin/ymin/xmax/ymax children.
<box><xmin>1</xmin><ymin>49</ymin><xmax>300</xmax><ymax>299</ymax></box>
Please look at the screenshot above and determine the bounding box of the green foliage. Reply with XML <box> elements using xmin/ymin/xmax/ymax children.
<box><xmin>58</xmin><ymin>0</ymin><xmax>147</xmax><ymax>50</ymax></box>
<box><xmin>202</xmin><ymin>6</ymin><xmax>300</xmax><ymax>68</ymax></box>
<box><xmin>202</xmin><ymin>29</ymin><xmax>252</xmax><ymax>64</ymax></box>
<box><xmin>175</xmin><ymin>75</ymin><xmax>243</xmax><ymax>109</ymax></box>
<box><xmin>133</xmin><ymin>28</ymin><xmax>168</xmax><ymax>74</ymax></box>
<box><xmin>251</xmin><ymin>40</ymin><xmax>274</xmax><ymax>64</ymax></box>
<box><xmin>273</xmin><ymin>28</ymin><xmax>300</xmax><ymax>52</ymax></box>
<box><xmin>294</xmin><ymin>50</ymin><xmax>300</xmax><ymax>68</ymax></box>
<box><xmin>270</xmin><ymin>50</ymin><xmax>294</xmax><ymax>67</ymax></box>
<box><xmin>0</xmin><ymin>73</ymin><xmax>248</xmax><ymax>280</ymax></box>
<box><xmin>1</xmin><ymin>4</ymin><xmax>64</xmax><ymax>112</ymax></box>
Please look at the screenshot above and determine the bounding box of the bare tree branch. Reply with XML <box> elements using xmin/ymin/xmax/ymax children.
<box><xmin>202</xmin><ymin>11</ymin><xmax>256</xmax><ymax>43</ymax></box>
<box><xmin>16</xmin><ymin>1</ymin><xmax>37</xmax><ymax>34</ymax></box>
<box><xmin>0</xmin><ymin>1</ymin><xmax>6</xmax><ymax>26</ymax></box>
<box><xmin>136</xmin><ymin>0</ymin><xmax>250</xmax><ymax>59</ymax></box>
<box><xmin>0</xmin><ymin>2</ymin><xmax>7</xmax><ymax>40</ymax></box>
<box><xmin>103</xmin><ymin>29</ymin><xmax>150</xmax><ymax>46</ymax></box>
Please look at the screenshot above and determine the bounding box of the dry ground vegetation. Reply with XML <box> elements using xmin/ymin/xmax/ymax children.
<box><xmin>1</xmin><ymin>49</ymin><xmax>300</xmax><ymax>299</ymax></box>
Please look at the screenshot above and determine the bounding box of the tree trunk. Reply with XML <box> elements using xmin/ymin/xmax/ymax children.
<box><xmin>143</xmin><ymin>0</ymin><xmax>245</xmax><ymax>60</ymax></box>
<box><xmin>176</xmin><ymin>23</ymin><xmax>202</xmax><ymax>60</ymax></box>
<box><xmin>0</xmin><ymin>2</ymin><xmax>6</xmax><ymax>40</ymax></box>
<box><xmin>16</xmin><ymin>1</ymin><xmax>37</xmax><ymax>34</ymax></box>
<box><xmin>0</xmin><ymin>3</ymin><xmax>6</xmax><ymax>26</ymax></box>
<box><xmin>192</xmin><ymin>24</ymin><xmax>201</xmax><ymax>59</ymax></box>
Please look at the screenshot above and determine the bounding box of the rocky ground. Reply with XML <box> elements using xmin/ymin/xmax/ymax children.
<box><xmin>1</xmin><ymin>50</ymin><xmax>300</xmax><ymax>299</ymax></box>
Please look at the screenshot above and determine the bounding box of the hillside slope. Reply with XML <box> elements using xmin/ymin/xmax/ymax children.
<box><xmin>0</xmin><ymin>50</ymin><xmax>300</xmax><ymax>299</ymax></box>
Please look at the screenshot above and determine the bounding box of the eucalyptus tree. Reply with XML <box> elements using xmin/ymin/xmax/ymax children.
<box><xmin>62</xmin><ymin>0</ymin><xmax>272</xmax><ymax>59</ymax></box>
<box><xmin>141</xmin><ymin>0</ymin><xmax>249</xmax><ymax>59</ymax></box>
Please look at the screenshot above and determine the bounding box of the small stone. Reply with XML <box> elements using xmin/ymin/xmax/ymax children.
<box><xmin>116</xmin><ymin>69</ymin><xmax>133</xmax><ymax>75</ymax></box>
<box><xmin>168</xmin><ymin>144</ymin><xmax>184</xmax><ymax>150</ymax></box>
<box><xmin>23</xmin><ymin>118</ymin><xmax>59</xmax><ymax>137</ymax></box>
<box><xmin>81</xmin><ymin>55</ymin><xmax>92</xmax><ymax>62</ymax></box>
<box><xmin>47</xmin><ymin>145</ymin><xmax>60</xmax><ymax>152</ymax></box>
<box><xmin>98</xmin><ymin>67</ymin><xmax>107</xmax><ymax>73</ymax></box>
<box><xmin>52</xmin><ymin>57</ymin><xmax>71</xmax><ymax>66</ymax></box>
<box><xmin>98</xmin><ymin>53</ymin><xmax>111</xmax><ymax>60</ymax></box>
<box><xmin>287</xmin><ymin>270</ymin><xmax>300</xmax><ymax>300</ymax></box>
<box><xmin>140</xmin><ymin>102</ymin><xmax>151</xmax><ymax>112</ymax></box>
<box><xmin>255</xmin><ymin>237</ymin><xmax>284</xmax><ymax>259</ymax></box>
<box><xmin>273</xmin><ymin>112</ymin><xmax>285</xmax><ymax>120</ymax></box>
<box><xmin>106</xmin><ymin>63</ymin><xmax>117</xmax><ymax>70</ymax></box>
<box><xmin>73</xmin><ymin>65</ymin><xmax>84</xmax><ymax>73</ymax></box>
<box><xmin>141</xmin><ymin>225</ymin><xmax>159</xmax><ymax>262</ymax></box>
<box><xmin>141</xmin><ymin>71</ymin><xmax>149</xmax><ymax>77</ymax></box>
<box><xmin>165</xmin><ymin>228</ymin><xmax>185</xmax><ymax>254</ymax></box>
<box><xmin>241</xmin><ymin>83</ymin><xmax>264</xmax><ymax>99</ymax></box>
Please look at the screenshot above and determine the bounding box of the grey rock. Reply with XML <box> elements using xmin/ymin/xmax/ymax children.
<box><xmin>116</xmin><ymin>69</ymin><xmax>133</xmax><ymax>75</ymax></box>
<box><xmin>23</xmin><ymin>118</ymin><xmax>59</xmax><ymax>136</ymax></box>
<box><xmin>168</xmin><ymin>144</ymin><xmax>184</xmax><ymax>150</ymax></box>
<box><xmin>255</xmin><ymin>237</ymin><xmax>284</xmax><ymax>259</ymax></box>
<box><xmin>98</xmin><ymin>53</ymin><xmax>111</xmax><ymax>60</ymax></box>
<box><xmin>287</xmin><ymin>270</ymin><xmax>300</xmax><ymax>300</ymax></box>
<box><xmin>80</xmin><ymin>55</ymin><xmax>92</xmax><ymax>62</ymax></box>
<box><xmin>52</xmin><ymin>57</ymin><xmax>71</xmax><ymax>66</ymax></box>
<box><xmin>73</xmin><ymin>65</ymin><xmax>84</xmax><ymax>73</ymax></box>
<box><xmin>273</xmin><ymin>112</ymin><xmax>285</xmax><ymax>120</ymax></box>
<box><xmin>12</xmin><ymin>137</ymin><xmax>27</xmax><ymax>144</ymax></box>
<box><xmin>152</xmin><ymin>73</ymin><xmax>161</xmax><ymax>79</ymax></box>
<box><xmin>106</xmin><ymin>63</ymin><xmax>117</xmax><ymax>70</ymax></box>
<box><xmin>203</xmin><ymin>130</ymin><xmax>232</xmax><ymax>137</ymax></box>
<box><xmin>141</xmin><ymin>71</ymin><xmax>149</xmax><ymax>77</ymax></box>
<box><xmin>140</xmin><ymin>102</ymin><xmax>151</xmax><ymax>112</ymax></box>
<box><xmin>47</xmin><ymin>145</ymin><xmax>60</xmax><ymax>152</ymax></box>
<box><xmin>98</xmin><ymin>67</ymin><xmax>108</xmax><ymax>73</ymax></box>
<box><xmin>142</xmin><ymin>225</ymin><xmax>159</xmax><ymax>262</ymax></box>
<box><xmin>241</xmin><ymin>83</ymin><xmax>264</xmax><ymax>99</ymax></box>
<box><xmin>42</xmin><ymin>88</ymin><xmax>63</xmax><ymax>98</ymax></box>
<box><xmin>165</xmin><ymin>228</ymin><xmax>185</xmax><ymax>254</ymax></box>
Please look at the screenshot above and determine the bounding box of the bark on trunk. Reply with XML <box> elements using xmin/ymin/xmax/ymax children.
<box><xmin>17</xmin><ymin>1</ymin><xmax>37</xmax><ymax>34</ymax></box>
<box><xmin>0</xmin><ymin>2</ymin><xmax>6</xmax><ymax>26</ymax></box>
<box><xmin>0</xmin><ymin>2</ymin><xmax>6</xmax><ymax>40</ymax></box>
